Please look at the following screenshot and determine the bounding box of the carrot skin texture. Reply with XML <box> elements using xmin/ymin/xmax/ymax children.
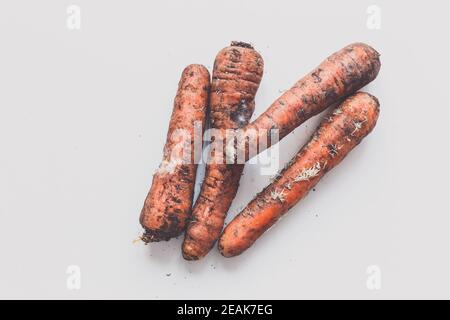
<box><xmin>238</xmin><ymin>42</ymin><xmax>381</xmax><ymax>160</ymax></box>
<box><xmin>183</xmin><ymin>42</ymin><xmax>380</xmax><ymax>260</ymax></box>
<box><xmin>218</xmin><ymin>92</ymin><xmax>380</xmax><ymax>257</ymax></box>
<box><xmin>182</xmin><ymin>42</ymin><xmax>264</xmax><ymax>260</ymax></box>
<box><xmin>139</xmin><ymin>64</ymin><xmax>210</xmax><ymax>242</ymax></box>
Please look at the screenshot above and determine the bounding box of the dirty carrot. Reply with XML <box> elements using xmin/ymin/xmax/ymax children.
<box><xmin>182</xmin><ymin>42</ymin><xmax>264</xmax><ymax>260</ymax></box>
<box><xmin>218</xmin><ymin>92</ymin><xmax>380</xmax><ymax>257</ymax></box>
<box><xmin>235</xmin><ymin>42</ymin><xmax>381</xmax><ymax>162</ymax></box>
<box><xmin>139</xmin><ymin>64</ymin><xmax>210</xmax><ymax>242</ymax></box>
<box><xmin>184</xmin><ymin>42</ymin><xmax>381</xmax><ymax>259</ymax></box>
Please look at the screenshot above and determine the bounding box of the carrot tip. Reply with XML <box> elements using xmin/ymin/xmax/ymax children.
<box><xmin>140</xmin><ymin>228</ymin><xmax>173</xmax><ymax>243</ymax></box>
<box><xmin>182</xmin><ymin>252</ymin><xmax>200</xmax><ymax>261</ymax></box>
<box><xmin>217</xmin><ymin>244</ymin><xmax>236</xmax><ymax>258</ymax></box>
<box><xmin>365</xmin><ymin>92</ymin><xmax>380</xmax><ymax>108</ymax></box>
<box><xmin>181</xmin><ymin>243</ymin><xmax>201</xmax><ymax>261</ymax></box>
<box><xmin>230</xmin><ymin>41</ymin><xmax>254</xmax><ymax>49</ymax></box>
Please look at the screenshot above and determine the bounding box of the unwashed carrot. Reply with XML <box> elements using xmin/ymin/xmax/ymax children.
<box><xmin>218</xmin><ymin>92</ymin><xmax>380</xmax><ymax>257</ymax></box>
<box><xmin>182</xmin><ymin>42</ymin><xmax>264</xmax><ymax>260</ymax></box>
<box><xmin>140</xmin><ymin>64</ymin><xmax>210</xmax><ymax>242</ymax></box>
<box><xmin>184</xmin><ymin>43</ymin><xmax>381</xmax><ymax>259</ymax></box>
<box><xmin>235</xmin><ymin>42</ymin><xmax>381</xmax><ymax>161</ymax></box>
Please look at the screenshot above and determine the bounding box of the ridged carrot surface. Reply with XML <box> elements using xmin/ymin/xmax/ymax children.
<box><xmin>182</xmin><ymin>42</ymin><xmax>263</xmax><ymax>260</ymax></box>
<box><xmin>219</xmin><ymin>92</ymin><xmax>380</xmax><ymax>257</ymax></box>
<box><xmin>237</xmin><ymin>42</ymin><xmax>380</xmax><ymax>161</ymax></box>
<box><xmin>140</xmin><ymin>64</ymin><xmax>210</xmax><ymax>242</ymax></box>
<box><xmin>184</xmin><ymin>43</ymin><xmax>380</xmax><ymax>259</ymax></box>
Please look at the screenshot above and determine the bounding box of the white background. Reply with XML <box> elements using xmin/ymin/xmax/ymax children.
<box><xmin>1</xmin><ymin>0</ymin><xmax>449</xmax><ymax>299</ymax></box>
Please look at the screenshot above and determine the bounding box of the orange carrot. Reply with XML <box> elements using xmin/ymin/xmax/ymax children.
<box><xmin>218</xmin><ymin>92</ymin><xmax>380</xmax><ymax>257</ymax></box>
<box><xmin>139</xmin><ymin>64</ymin><xmax>210</xmax><ymax>242</ymax></box>
<box><xmin>234</xmin><ymin>42</ymin><xmax>380</xmax><ymax>161</ymax></box>
<box><xmin>182</xmin><ymin>42</ymin><xmax>264</xmax><ymax>260</ymax></box>
<box><xmin>184</xmin><ymin>43</ymin><xmax>380</xmax><ymax>259</ymax></box>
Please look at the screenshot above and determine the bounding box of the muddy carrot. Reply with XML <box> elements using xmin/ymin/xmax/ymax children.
<box><xmin>184</xmin><ymin>42</ymin><xmax>380</xmax><ymax>259</ymax></box>
<box><xmin>139</xmin><ymin>64</ymin><xmax>210</xmax><ymax>242</ymax></box>
<box><xmin>218</xmin><ymin>92</ymin><xmax>380</xmax><ymax>257</ymax></box>
<box><xmin>182</xmin><ymin>42</ymin><xmax>264</xmax><ymax>260</ymax></box>
<box><xmin>234</xmin><ymin>42</ymin><xmax>381</xmax><ymax>162</ymax></box>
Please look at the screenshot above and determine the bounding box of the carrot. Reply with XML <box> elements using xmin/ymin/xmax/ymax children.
<box><xmin>235</xmin><ymin>42</ymin><xmax>381</xmax><ymax>161</ymax></box>
<box><xmin>218</xmin><ymin>92</ymin><xmax>380</xmax><ymax>257</ymax></box>
<box><xmin>183</xmin><ymin>43</ymin><xmax>380</xmax><ymax>259</ymax></box>
<box><xmin>182</xmin><ymin>42</ymin><xmax>264</xmax><ymax>260</ymax></box>
<box><xmin>139</xmin><ymin>64</ymin><xmax>210</xmax><ymax>242</ymax></box>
